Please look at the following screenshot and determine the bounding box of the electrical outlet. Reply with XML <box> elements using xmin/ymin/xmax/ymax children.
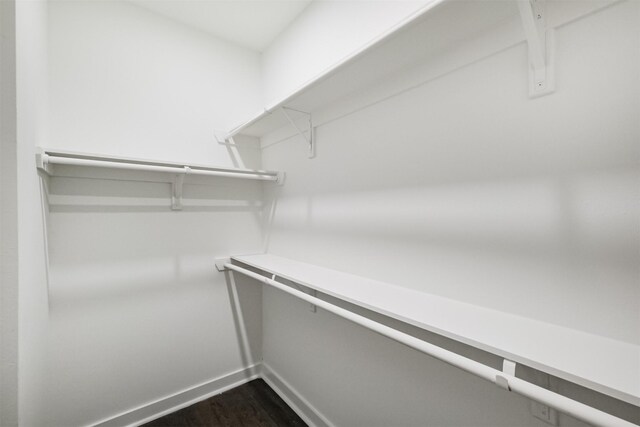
<box><xmin>531</xmin><ymin>401</ymin><xmax>558</xmax><ymax>426</ymax></box>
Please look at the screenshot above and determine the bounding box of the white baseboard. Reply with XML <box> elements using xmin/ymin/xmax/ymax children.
<box><xmin>92</xmin><ymin>364</ymin><xmax>261</xmax><ymax>427</ymax></box>
<box><xmin>261</xmin><ymin>363</ymin><xmax>334</xmax><ymax>427</ymax></box>
<box><xmin>89</xmin><ymin>363</ymin><xmax>331</xmax><ymax>427</ymax></box>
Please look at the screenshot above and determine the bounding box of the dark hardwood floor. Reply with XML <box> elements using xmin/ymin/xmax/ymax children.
<box><xmin>143</xmin><ymin>379</ymin><xmax>307</xmax><ymax>427</ymax></box>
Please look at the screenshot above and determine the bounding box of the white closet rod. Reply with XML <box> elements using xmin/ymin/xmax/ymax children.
<box><xmin>224</xmin><ymin>263</ymin><xmax>635</xmax><ymax>427</ymax></box>
<box><xmin>41</xmin><ymin>154</ymin><xmax>279</xmax><ymax>182</ymax></box>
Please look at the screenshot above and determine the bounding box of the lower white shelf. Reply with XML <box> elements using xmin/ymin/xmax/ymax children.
<box><xmin>231</xmin><ymin>253</ymin><xmax>640</xmax><ymax>407</ymax></box>
<box><xmin>37</xmin><ymin>148</ymin><xmax>283</xmax><ymax>182</ymax></box>
<box><xmin>36</xmin><ymin>148</ymin><xmax>284</xmax><ymax>210</ymax></box>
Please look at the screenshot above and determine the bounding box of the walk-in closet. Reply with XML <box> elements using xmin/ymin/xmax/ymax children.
<box><xmin>1</xmin><ymin>0</ymin><xmax>638</xmax><ymax>426</ymax></box>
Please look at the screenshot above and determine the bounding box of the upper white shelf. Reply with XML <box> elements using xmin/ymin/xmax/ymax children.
<box><xmin>231</xmin><ymin>253</ymin><xmax>640</xmax><ymax>407</ymax></box>
<box><xmin>224</xmin><ymin>0</ymin><xmax>521</xmax><ymax>139</ymax></box>
<box><xmin>221</xmin><ymin>0</ymin><xmax>518</xmax><ymax>137</ymax></box>
<box><xmin>225</xmin><ymin>0</ymin><xmax>619</xmax><ymax>139</ymax></box>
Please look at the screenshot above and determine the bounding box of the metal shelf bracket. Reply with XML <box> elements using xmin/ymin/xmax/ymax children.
<box><xmin>518</xmin><ymin>0</ymin><xmax>555</xmax><ymax>98</ymax></box>
<box><xmin>274</xmin><ymin>274</ymin><xmax>317</xmax><ymax>312</ymax></box>
<box><xmin>171</xmin><ymin>167</ymin><xmax>190</xmax><ymax>211</ymax></box>
<box><xmin>36</xmin><ymin>149</ymin><xmax>52</xmax><ymax>174</ymax></box>
<box><xmin>496</xmin><ymin>359</ymin><xmax>517</xmax><ymax>391</ymax></box>
<box><xmin>214</xmin><ymin>131</ymin><xmax>234</xmax><ymax>146</ymax></box>
<box><xmin>215</xmin><ymin>257</ymin><xmax>231</xmax><ymax>272</ymax></box>
<box><xmin>216</xmin><ymin>258</ymin><xmax>316</xmax><ymax>311</ymax></box>
<box><xmin>281</xmin><ymin>106</ymin><xmax>314</xmax><ymax>159</ymax></box>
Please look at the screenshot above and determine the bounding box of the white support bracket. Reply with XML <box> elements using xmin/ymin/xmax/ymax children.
<box><xmin>171</xmin><ymin>167</ymin><xmax>190</xmax><ymax>211</ymax></box>
<box><xmin>274</xmin><ymin>171</ymin><xmax>286</xmax><ymax>186</ymax></box>
<box><xmin>214</xmin><ymin>131</ymin><xmax>234</xmax><ymax>146</ymax></box>
<box><xmin>496</xmin><ymin>359</ymin><xmax>517</xmax><ymax>391</ymax></box>
<box><xmin>308</xmin><ymin>289</ymin><xmax>317</xmax><ymax>313</ymax></box>
<box><xmin>214</xmin><ymin>108</ymin><xmax>271</xmax><ymax>146</ymax></box>
<box><xmin>35</xmin><ymin>149</ymin><xmax>52</xmax><ymax>175</ymax></box>
<box><xmin>518</xmin><ymin>0</ymin><xmax>555</xmax><ymax>98</ymax></box>
<box><xmin>291</xmin><ymin>279</ymin><xmax>317</xmax><ymax>312</ymax></box>
<box><xmin>215</xmin><ymin>257</ymin><xmax>231</xmax><ymax>272</ymax></box>
<box><xmin>215</xmin><ymin>258</ymin><xmax>317</xmax><ymax>312</ymax></box>
<box><xmin>281</xmin><ymin>106</ymin><xmax>314</xmax><ymax>159</ymax></box>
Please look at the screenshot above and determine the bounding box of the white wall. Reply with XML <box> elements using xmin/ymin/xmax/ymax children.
<box><xmin>261</xmin><ymin>0</ymin><xmax>430</xmax><ymax>106</ymax></box>
<box><xmin>48</xmin><ymin>0</ymin><xmax>262</xmax><ymax>165</ymax></box>
<box><xmin>43</xmin><ymin>2</ymin><xmax>266</xmax><ymax>425</ymax></box>
<box><xmin>18</xmin><ymin>0</ymin><xmax>640</xmax><ymax>425</ymax></box>
<box><xmin>14</xmin><ymin>0</ymin><xmax>50</xmax><ymax>425</ymax></box>
<box><xmin>261</xmin><ymin>0</ymin><xmax>639</xmax><ymax>425</ymax></box>
<box><xmin>0</xmin><ymin>0</ymin><xmax>19</xmax><ymax>425</ymax></box>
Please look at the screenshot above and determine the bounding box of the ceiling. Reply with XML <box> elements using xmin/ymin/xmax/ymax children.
<box><xmin>130</xmin><ymin>0</ymin><xmax>312</xmax><ymax>52</ymax></box>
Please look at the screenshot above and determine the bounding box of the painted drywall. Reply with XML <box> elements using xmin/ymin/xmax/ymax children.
<box><xmin>131</xmin><ymin>0</ymin><xmax>312</xmax><ymax>52</ymax></box>
<box><xmin>13</xmin><ymin>0</ymin><xmax>51</xmax><ymax>425</ymax></box>
<box><xmin>261</xmin><ymin>0</ymin><xmax>431</xmax><ymax>107</ymax></box>
<box><xmin>48</xmin><ymin>0</ymin><xmax>262</xmax><ymax>166</ymax></box>
<box><xmin>1</xmin><ymin>4</ymin><xmax>50</xmax><ymax>425</ymax></box>
<box><xmin>0</xmin><ymin>0</ymin><xmax>19</xmax><ymax>425</ymax></box>
<box><xmin>44</xmin><ymin>1</ymin><xmax>266</xmax><ymax>425</ymax></box>
<box><xmin>261</xmin><ymin>0</ymin><xmax>639</xmax><ymax>425</ymax></box>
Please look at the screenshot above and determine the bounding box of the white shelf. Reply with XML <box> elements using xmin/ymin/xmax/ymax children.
<box><xmin>37</xmin><ymin>148</ymin><xmax>283</xmax><ymax>210</ymax></box>
<box><xmin>225</xmin><ymin>0</ymin><xmax>521</xmax><ymax>139</ymax></box>
<box><xmin>226</xmin><ymin>0</ymin><xmax>618</xmax><ymax>139</ymax></box>
<box><xmin>38</xmin><ymin>148</ymin><xmax>280</xmax><ymax>179</ymax></box>
<box><xmin>231</xmin><ymin>253</ymin><xmax>640</xmax><ymax>407</ymax></box>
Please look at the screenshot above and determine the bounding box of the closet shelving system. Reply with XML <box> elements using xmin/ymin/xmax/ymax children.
<box><xmin>214</xmin><ymin>0</ymin><xmax>613</xmax><ymax>147</ymax></box>
<box><xmin>36</xmin><ymin>148</ymin><xmax>284</xmax><ymax>210</ymax></box>
<box><xmin>211</xmin><ymin>0</ymin><xmax>639</xmax><ymax>426</ymax></box>
<box><xmin>35</xmin><ymin>0</ymin><xmax>638</xmax><ymax>425</ymax></box>
<box><xmin>219</xmin><ymin>254</ymin><xmax>639</xmax><ymax>427</ymax></box>
<box><xmin>222</xmin><ymin>255</ymin><xmax>639</xmax><ymax>404</ymax></box>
